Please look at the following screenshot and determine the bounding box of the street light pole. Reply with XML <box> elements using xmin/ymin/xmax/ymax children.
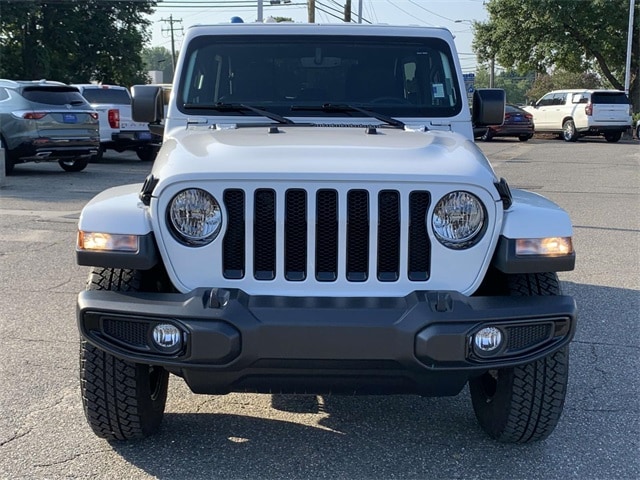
<box><xmin>623</xmin><ymin>0</ymin><xmax>635</xmax><ymax>95</ymax></box>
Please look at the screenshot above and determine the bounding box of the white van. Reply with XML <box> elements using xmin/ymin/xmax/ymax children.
<box><xmin>524</xmin><ymin>89</ymin><xmax>632</xmax><ymax>142</ymax></box>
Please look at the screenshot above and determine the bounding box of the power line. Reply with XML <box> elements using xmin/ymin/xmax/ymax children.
<box><xmin>161</xmin><ymin>14</ymin><xmax>183</xmax><ymax>70</ymax></box>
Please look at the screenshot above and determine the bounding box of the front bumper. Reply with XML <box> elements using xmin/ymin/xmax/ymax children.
<box><xmin>77</xmin><ymin>288</ymin><xmax>577</xmax><ymax>396</ymax></box>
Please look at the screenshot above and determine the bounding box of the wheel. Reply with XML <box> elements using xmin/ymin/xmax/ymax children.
<box><xmin>1</xmin><ymin>137</ymin><xmax>15</xmax><ymax>175</ymax></box>
<box><xmin>562</xmin><ymin>119</ymin><xmax>578</xmax><ymax>142</ymax></box>
<box><xmin>91</xmin><ymin>146</ymin><xmax>104</xmax><ymax>162</ymax></box>
<box><xmin>518</xmin><ymin>135</ymin><xmax>531</xmax><ymax>142</ymax></box>
<box><xmin>136</xmin><ymin>145</ymin><xmax>159</xmax><ymax>162</ymax></box>
<box><xmin>58</xmin><ymin>158</ymin><xmax>89</xmax><ymax>172</ymax></box>
<box><xmin>604</xmin><ymin>131</ymin><xmax>622</xmax><ymax>143</ymax></box>
<box><xmin>480</xmin><ymin>129</ymin><xmax>493</xmax><ymax>142</ymax></box>
<box><xmin>79</xmin><ymin>268</ymin><xmax>169</xmax><ymax>440</ymax></box>
<box><xmin>469</xmin><ymin>272</ymin><xmax>570</xmax><ymax>443</ymax></box>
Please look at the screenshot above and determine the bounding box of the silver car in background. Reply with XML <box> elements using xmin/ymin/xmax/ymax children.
<box><xmin>0</xmin><ymin>79</ymin><xmax>99</xmax><ymax>174</ymax></box>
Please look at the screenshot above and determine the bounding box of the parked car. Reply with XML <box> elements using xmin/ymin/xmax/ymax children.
<box><xmin>73</xmin><ymin>83</ymin><xmax>160</xmax><ymax>161</ymax></box>
<box><xmin>474</xmin><ymin>103</ymin><xmax>534</xmax><ymax>142</ymax></box>
<box><xmin>0</xmin><ymin>79</ymin><xmax>99</xmax><ymax>174</ymax></box>
<box><xmin>523</xmin><ymin>89</ymin><xmax>632</xmax><ymax>142</ymax></box>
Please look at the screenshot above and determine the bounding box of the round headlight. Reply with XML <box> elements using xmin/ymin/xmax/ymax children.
<box><xmin>432</xmin><ymin>191</ymin><xmax>486</xmax><ymax>249</ymax></box>
<box><xmin>168</xmin><ymin>188</ymin><xmax>222</xmax><ymax>246</ymax></box>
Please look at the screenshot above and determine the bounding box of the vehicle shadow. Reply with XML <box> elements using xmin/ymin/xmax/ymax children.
<box><xmin>108</xmin><ymin>280</ymin><xmax>640</xmax><ymax>480</ymax></box>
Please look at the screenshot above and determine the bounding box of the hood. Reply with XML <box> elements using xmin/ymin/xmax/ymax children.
<box><xmin>152</xmin><ymin>125</ymin><xmax>498</xmax><ymax>187</ymax></box>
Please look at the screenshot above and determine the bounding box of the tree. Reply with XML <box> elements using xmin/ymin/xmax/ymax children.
<box><xmin>141</xmin><ymin>46</ymin><xmax>174</xmax><ymax>83</ymax></box>
<box><xmin>0</xmin><ymin>0</ymin><xmax>156</xmax><ymax>86</ymax></box>
<box><xmin>475</xmin><ymin>66</ymin><xmax>535</xmax><ymax>105</ymax></box>
<box><xmin>526</xmin><ymin>71</ymin><xmax>602</xmax><ymax>103</ymax></box>
<box><xmin>473</xmin><ymin>0</ymin><xmax>640</xmax><ymax>111</ymax></box>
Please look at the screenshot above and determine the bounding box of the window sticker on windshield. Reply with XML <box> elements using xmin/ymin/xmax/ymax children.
<box><xmin>432</xmin><ymin>83</ymin><xmax>445</xmax><ymax>98</ymax></box>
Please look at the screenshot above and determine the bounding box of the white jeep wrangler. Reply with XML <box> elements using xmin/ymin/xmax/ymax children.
<box><xmin>75</xmin><ymin>23</ymin><xmax>577</xmax><ymax>443</ymax></box>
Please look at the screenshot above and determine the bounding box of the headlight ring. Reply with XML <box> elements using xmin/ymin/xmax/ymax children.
<box><xmin>431</xmin><ymin>191</ymin><xmax>486</xmax><ymax>249</ymax></box>
<box><xmin>167</xmin><ymin>188</ymin><xmax>222</xmax><ymax>246</ymax></box>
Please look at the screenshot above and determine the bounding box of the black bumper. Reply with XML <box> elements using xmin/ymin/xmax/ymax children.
<box><xmin>77</xmin><ymin>289</ymin><xmax>577</xmax><ymax>396</ymax></box>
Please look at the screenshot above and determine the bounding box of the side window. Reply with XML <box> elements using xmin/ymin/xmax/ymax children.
<box><xmin>538</xmin><ymin>93</ymin><xmax>554</xmax><ymax>107</ymax></box>
<box><xmin>552</xmin><ymin>93</ymin><xmax>567</xmax><ymax>105</ymax></box>
<box><xmin>0</xmin><ymin>87</ymin><xmax>9</xmax><ymax>102</ymax></box>
<box><xmin>571</xmin><ymin>93</ymin><xmax>588</xmax><ymax>104</ymax></box>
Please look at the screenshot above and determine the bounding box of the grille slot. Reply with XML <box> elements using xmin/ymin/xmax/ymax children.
<box><xmin>222</xmin><ymin>187</ymin><xmax>431</xmax><ymax>284</ymax></box>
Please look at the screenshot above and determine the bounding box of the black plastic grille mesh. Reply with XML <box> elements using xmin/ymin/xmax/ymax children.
<box><xmin>377</xmin><ymin>190</ymin><xmax>400</xmax><ymax>281</ymax></box>
<box><xmin>285</xmin><ymin>189</ymin><xmax>307</xmax><ymax>281</ymax></box>
<box><xmin>222</xmin><ymin>188</ymin><xmax>431</xmax><ymax>283</ymax></box>
<box><xmin>103</xmin><ymin>318</ymin><xmax>148</xmax><ymax>347</ymax></box>
<box><xmin>346</xmin><ymin>190</ymin><xmax>370</xmax><ymax>281</ymax></box>
<box><xmin>223</xmin><ymin>189</ymin><xmax>245</xmax><ymax>279</ymax></box>
<box><xmin>506</xmin><ymin>324</ymin><xmax>552</xmax><ymax>351</ymax></box>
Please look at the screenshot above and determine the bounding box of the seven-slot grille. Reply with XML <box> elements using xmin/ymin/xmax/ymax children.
<box><xmin>222</xmin><ymin>188</ymin><xmax>431</xmax><ymax>283</ymax></box>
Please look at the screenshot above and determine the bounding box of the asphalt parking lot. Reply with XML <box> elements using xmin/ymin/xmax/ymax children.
<box><xmin>0</xmin><ymin>136</ymin><xmax>638</xmax><ymax>479</ymax></box>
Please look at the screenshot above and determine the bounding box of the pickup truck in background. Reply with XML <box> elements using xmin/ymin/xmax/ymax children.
<box><xmin>73</xmin><ymin>84</ymin><xmax>161</xmax><ymax>161</ymax></box>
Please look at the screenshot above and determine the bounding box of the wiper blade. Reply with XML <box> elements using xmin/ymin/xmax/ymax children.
<box><xmin>291</xmin><ymin>103</ymin><xmax>405</xmax><ymax>129</ymax></box>
<box><xmin>183</xmin><ymin>102</ymin><xmax>294</xmax><ymax>125</ymax></box>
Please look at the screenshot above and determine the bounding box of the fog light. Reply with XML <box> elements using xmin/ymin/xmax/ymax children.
<box><xmin>473</xmin><ymin>327</ymin><xmax>503</xmax><ymax>356</ymax></box>
<box><xmin>152</xmin><ymin>324</ymin><xmax>182</xmax><ymax>351</ymax></box>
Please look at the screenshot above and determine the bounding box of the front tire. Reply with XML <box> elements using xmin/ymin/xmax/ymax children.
<box><xmin>469</xmin><ymin>272</ymin><xmax>570</xmax><ymax>443</ymax></box>
<box><xmin>58</xmin><ymin>157</ymin><xmax>89</xmax><ymax>172</ymax></box>
<box><xmin>518</xmin><ymin>135</ymin><xmax>531</xmax><ymax>142</ymax></box>
<box><xmin>79</xmin><ymin>268</ymin><xmax>169</xmax><ymax>440</ymax></box>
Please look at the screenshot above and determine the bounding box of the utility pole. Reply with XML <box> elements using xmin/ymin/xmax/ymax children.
<box><xmin>344</xmin><ymin>0</ymin><xmax>351</xmax><ymax>22</ymax></box>
<box><xmin>308</xmin><ymin>0</ymin><xmax>315</xmax><ymax>23</ymax></box>
<box><xmin>161</xmin><ymin>15</ymin><xmax>183</xmax><ymax>73</ymax></box>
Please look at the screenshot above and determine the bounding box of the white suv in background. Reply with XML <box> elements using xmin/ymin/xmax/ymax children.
<box><xmin>73</xmin><ymin>84</ymin><xmax>160</xmax><ymax>161</ymax></box>
<box><xmin>524</xmin><ymin>89</ymin><xmax>632</xmax><ymax>142</ymax></box>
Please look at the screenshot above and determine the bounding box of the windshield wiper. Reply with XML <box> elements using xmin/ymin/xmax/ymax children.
<box><xmin>291</xmin><ymin>103</ymin><xmax>405</xmax><ymax>129</ymax></box>
<box><xmin>183</xmin><ymin>102</ymin><xmax>294</xmax><ymax>125</ymax></box>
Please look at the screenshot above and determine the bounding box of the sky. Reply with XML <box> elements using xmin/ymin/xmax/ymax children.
<box><xmin>147</xmin><ymin>0</ymin><xmax>489</xmax><ymax>73</ymax></box>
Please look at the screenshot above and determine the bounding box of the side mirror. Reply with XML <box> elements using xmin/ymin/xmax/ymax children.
<box><xmin>529</xmin><ymin>100</ymin><xmax>537</xmax><ymax>107</ymax></box>
<box><xmin>472</xmin><ymin>88</ymin><xmax>505</xmax><ymax>127</ymax></box>
<box><xmin>131</xmin><ymin>85</ymin><xmax>164</xmax><ymax>124</ymax></box>
<box><xmin>132</xmin><ymin>85</ymin><xmax>172</xmax><ymax>136</ymax></box>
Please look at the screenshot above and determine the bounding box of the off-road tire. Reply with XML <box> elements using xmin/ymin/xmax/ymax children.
<box><xmin>58</xmin><ymin>157</ymin><xmax>89</xmax><ymax>172</ymax></box>
<box><xmin>469</xmin><ymin>272</ymin><xmax>570</xmax><ymax>443</ymax></box>
<box><xmin>79</xmin><ymin>268</ymin><xmax>169</xmax><ymax>440</ymax></box>
<box><xmin>562</xmin><ymin>119</ymin><xmax>578</xmax><ymax>142</ymax></box>
<box><xmin>604</xmin><ymin>131</ymin><xmax>622</xmax><ymax>143</ymax></box>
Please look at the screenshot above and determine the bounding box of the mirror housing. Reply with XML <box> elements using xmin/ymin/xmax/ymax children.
<box><xmin>132</xmin><ymin>85</ymin><xmax>172</xmax><ymax>136</ymax></box>
<box><xmin>472</xmin><ymin>88</ymin><xmax>506</xmax><ymax>127</ymax></box>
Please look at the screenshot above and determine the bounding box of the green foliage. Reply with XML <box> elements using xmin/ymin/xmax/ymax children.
<box><xmin>473</xmin><ymin>0</ymin><xmax>639</xmax><ymax>109</ymax></box>
<box><xmin>526</xmin><ymin>71</ymin><xmax>602</xmax><ymax>102</ymax></box>
<box><xmin>141</xmin><ymin>47</ymin><xmax>174</xmax><ymax>84</ymax></box>
<box><xmin>0</xmin><ymin>0</ymin><xmax>156</xmax><ymax>87</ymax></box>
<box><xmin>474</xmin><ymin>66</ymin><xmax>534</xmax><ymax>105</ymax></box>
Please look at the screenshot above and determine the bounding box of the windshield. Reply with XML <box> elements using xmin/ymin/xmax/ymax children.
<box><xmin>177</xmin><ymin>34</ymin><xmax>462</xmax><ymax>119</ymax></box>
<box><xmin>81</xmin><ymin>88</ymin><xmax>131</xmax><ymax>105</ymax></box>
